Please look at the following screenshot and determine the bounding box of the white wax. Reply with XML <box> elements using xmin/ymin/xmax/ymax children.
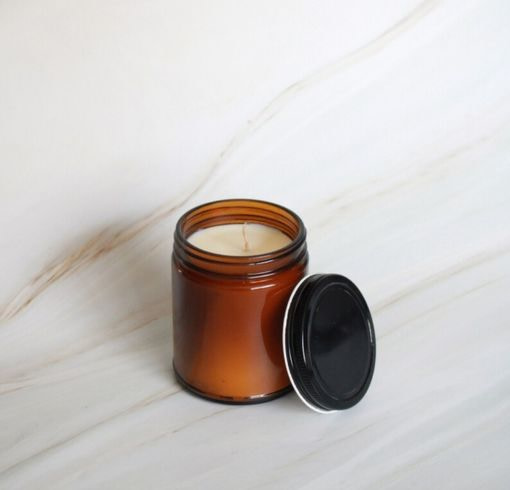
<box><xmin>188</xmin><ymin>223</ymin><xmax>292</xmax><ymax>256</ymax></box>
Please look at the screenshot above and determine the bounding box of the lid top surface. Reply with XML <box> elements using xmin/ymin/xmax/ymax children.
<box><xmin>284</xmin><ymin>274</ymin><xmax>376</xmax><ymax>413</ymax></box>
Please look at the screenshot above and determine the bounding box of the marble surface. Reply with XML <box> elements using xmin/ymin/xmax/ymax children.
<box><xmin>1</xmin><ymin>0</ymin><xmax>510</xmax><ymax>488</ymax></box>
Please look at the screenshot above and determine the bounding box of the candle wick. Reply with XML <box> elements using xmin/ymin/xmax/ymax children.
<box><xmin>242</xmin><ymin>222</ymin><xmax>249</xmax><ymax>251</ymax></box>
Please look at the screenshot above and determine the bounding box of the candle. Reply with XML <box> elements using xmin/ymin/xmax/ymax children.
<box><xmin>172</xmin><ymin>199</ymin><xmax>308</xmax><ymax>403</ymax></box>
<box><xmin>187</xmin><ymin>223</ymin><xmax>292</xmax><ymax>256</ymax></box>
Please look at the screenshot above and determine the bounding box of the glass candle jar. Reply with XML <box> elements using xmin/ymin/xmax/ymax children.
<box><xmin>172</xmin><ymin>199</ymin><xmax>308</xmax><ymax>404</ymax></box>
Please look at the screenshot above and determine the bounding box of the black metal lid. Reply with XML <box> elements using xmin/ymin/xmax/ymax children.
<box><xmin>283</xmin><ymin>274</ymin><xmax>376</xmax><ymax>413</ymax></box>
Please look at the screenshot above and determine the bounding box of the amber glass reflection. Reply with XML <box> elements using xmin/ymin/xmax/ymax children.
<box><xmin>172</xmin><ymin>199</ymin><xmax>308</xmax><ymax>403</ymax></box>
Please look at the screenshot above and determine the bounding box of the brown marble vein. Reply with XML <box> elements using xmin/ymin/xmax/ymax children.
<box><xmin>0</xmin><ymin>303</ymin><xmax>169</xmax><ymax>394</ymax></box>
<box><xmin>312</xmin><ymin>125</ymin><xmax>506</xmax><ymax>230</ymax></box>
<box><xmin>378</xmin><ymin>276</ymin><xmax>504</xmax><ymax>339</ymax></box>
<box><xmin>135</xmin><ymin>407</ymin><xmax>231</xmax><ymax>449</ymax></box>
<box><xmin>0</xmin><ymin>388</ymin><xmax>180</xmax><ymax>477</ymax></box>
<box><xmin>204</xmin><ymin>0</ymin><xmax>439</xmax><ymax>184</ymax></box>
<box><xmin>0</xmin><ymin>206</ymin><xmax>176</xmax><ymax>322</ymax></box>
<box><xmin>0</xmin><ymin>161</ymin><xmax>217</xmax><ymax>322</ymax></box>
<box><xmin>374</xmin><ymin>245</ymin><xmax>510</xmax><ymax>314</ymax></box>
<box><xmin>62</xmin><ymin>406</ymin><xmax>232</xmax><ymax>486</ymax></box>
<box><xmin>251</xmin><ymin>0</ymin><xmax>439</xmax><ymax>132</ymax></box>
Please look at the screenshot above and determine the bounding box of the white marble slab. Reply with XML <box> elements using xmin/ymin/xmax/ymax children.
<box><xmin>1</xmin><ymin>0</ymin><xmax>510</xmax><ymax>488</ymax></box>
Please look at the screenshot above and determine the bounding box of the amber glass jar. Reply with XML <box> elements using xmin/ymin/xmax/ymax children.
<box><xmin>172</xmin><ymin>199</ymin><xmax>308</xmax><ymax>404</ymax></box>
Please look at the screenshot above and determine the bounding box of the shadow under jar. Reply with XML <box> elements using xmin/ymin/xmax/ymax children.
<box><xmin>172</xmin><ymin>199</ymin><xmax>308</xmax><ymax>404</ymax></box>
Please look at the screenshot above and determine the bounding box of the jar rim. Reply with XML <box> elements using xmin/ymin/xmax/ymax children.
<box><xmin>174</xmin><ymin>198</ymin><xmax>307</xmax><ymax>266</ymax></box>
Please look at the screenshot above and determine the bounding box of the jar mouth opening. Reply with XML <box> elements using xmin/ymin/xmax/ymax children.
<box><xmin>174</xmin><ymin>198</ymin><xmax>306</xmax><ymax>265</ymax></box>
